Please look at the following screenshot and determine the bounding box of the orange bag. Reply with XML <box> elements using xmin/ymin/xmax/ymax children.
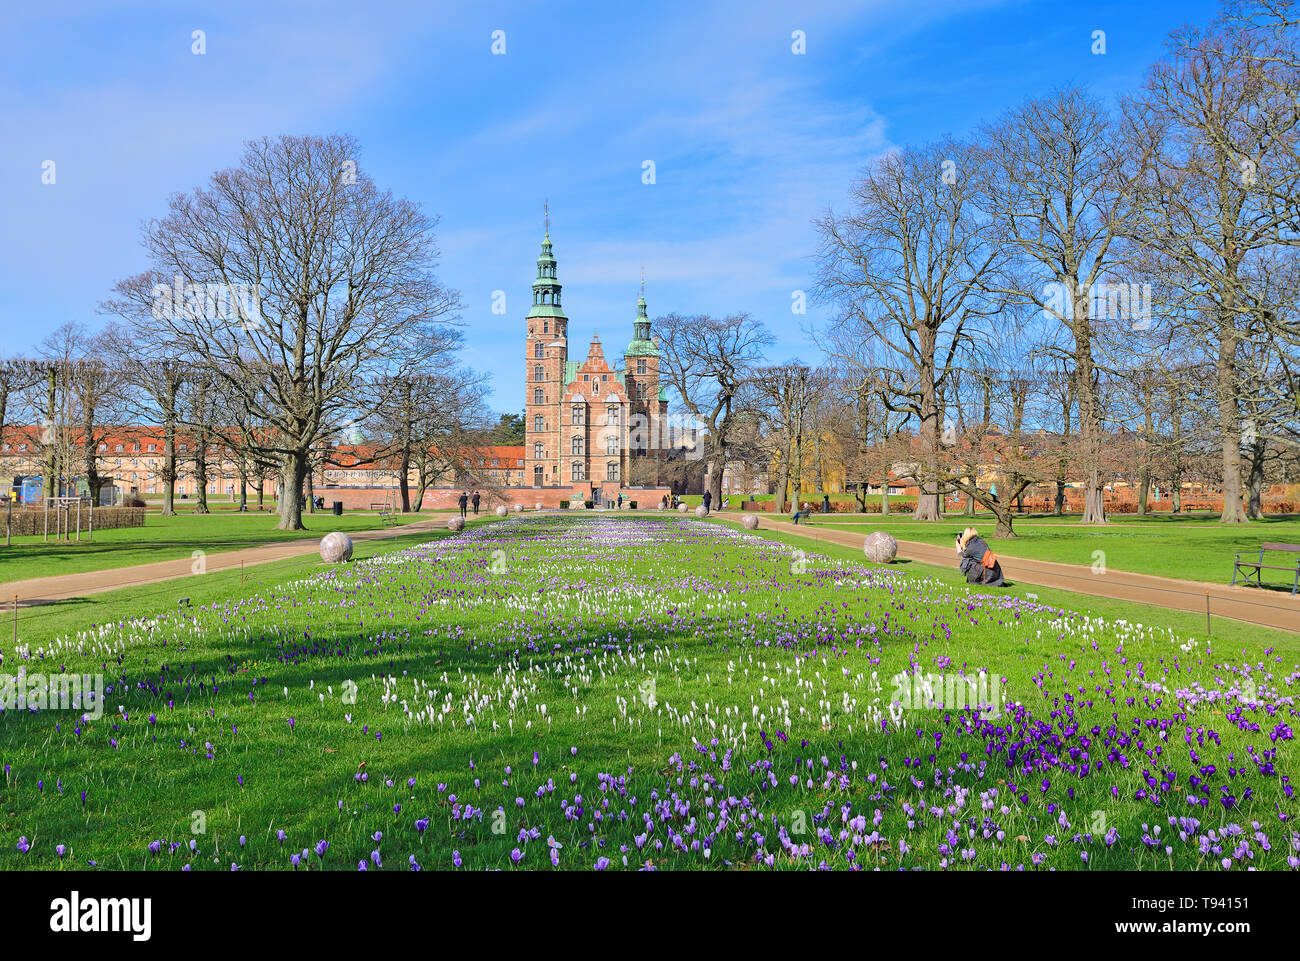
<box><xmin>981</xmin><ymin>549</ymin><xmax>997</xmax><ymax>569</ymax></box>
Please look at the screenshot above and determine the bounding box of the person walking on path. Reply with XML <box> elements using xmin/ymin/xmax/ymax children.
<box><xmin>822</xmin><ymin>494</ymin><xmax>831</xmax><ymax>513</ymax></box>
<box><xmin>702</xmin><ymin>490</ymin><xmax>712</xmax><ymax>514</ymax></box>
<box><xmin>471</xmin><ymin>491</ymin><xmax>480</xmax><ymax>515</ymax></box>
<box><xmin>458</xmin><ymin>491</ymin><xmax>469</xmax><ymax>519</ymax></box>
<box><xmin>617</xmin><ymin>492</ymin><xmax>623</xmax><ymax>510</ymax></box>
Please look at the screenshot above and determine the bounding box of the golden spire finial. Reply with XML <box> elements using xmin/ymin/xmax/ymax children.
<box><xmin>544</xmin><ymin>198</ymin><xmax>549</xmax><ymax>236</ymax></box>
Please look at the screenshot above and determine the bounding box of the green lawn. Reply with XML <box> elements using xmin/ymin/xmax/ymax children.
<box><xmin>0</xmin><ymin>510</ymin><xmax>432</xmax><ymax>584</ymax></box>
<box><xmin>1</xmin><ymin>513</ymin><xmax>1293</xmax><ymax>872</ymax></box>
<box><xmin>797</xmin><ymin>513</ymin><xmax>1300</xmax><ymax>587</ymax></box>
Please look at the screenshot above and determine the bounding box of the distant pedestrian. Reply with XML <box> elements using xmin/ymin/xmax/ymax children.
<box><xmin>822</xmin><ymin>494</ymin><xmax>831</xmax><ymax>513</ymax></box>
<box><xmin>702</xmin><ymin>490</ymin><xmax>712</xmax><ymax>514</ymax></box>
<box><xmin>458</xmin><ymin>491</ymin><xmax>468</xmax><ymax>518</ymax></box>
<box><xmin>617</xmin><ymin>492</ymin><xmax>623</xmax><ymax>509</ymax></box>
<box><xmin>471</xmin><ymin>491</ymin><xmax>481</xmax><ymax>515</ymax></box>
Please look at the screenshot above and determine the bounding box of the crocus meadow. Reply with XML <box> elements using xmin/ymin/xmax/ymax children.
<box><xmin>0</xmin><ymin>515</ymin><xmax>1295</xmax><ymax>870</ymax></box>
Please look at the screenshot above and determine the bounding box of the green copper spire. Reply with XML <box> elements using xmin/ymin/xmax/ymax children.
<box><xmin>527</xmin><ymin>214</ymin><xmax>566</xmax><ymax>321</ymax></box>
<box><xmin>625</xmin><ymin>273</ymin><xmax>658</xmax><ymax>357</ymax></box>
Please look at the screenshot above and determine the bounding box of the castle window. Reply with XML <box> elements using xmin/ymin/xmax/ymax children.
<box><xmin>606</xmin><ymin>433</ymin><xmax>618</xmax><ymax>455</ymax></box>
<box><xmin>637</xmin><ymin>359</ymin><xmax>647</xmax><ymax>374</ymax></box>
<box><xmin>534</xmin><ymin>365</ymin><xmax>544</xmax><ymax>381</ymax></box>
<box><xmin>543</xmin><ymin>321</ymin><xmax>549</xmax><ymax>333</ymax></box>
<box><xmin>571</xmin><ymin>405</ymin><xmax>584</xmax><ymax>425</ymax></box>
<box><xmin>606</xmin><ymin>405</ymin><xmax>620</xmax><ymax>426</ymax></box>
<box><xmin>534</xmin><ymin>343</ymin><xmax>544</xmax><ymax>359</ymax></box>
<box><xmin>606</xmin><ymin>462</ymin><xmax>619</xmax><ymax>481</ymax></box>
<box><xmin>572</xmin><ymin>461</ymin><xmax>584</xmax><ymax>481</ymax></box>
<box><xmin>534</xmin><ymin>443</ymin><xmax>544</xmax><ymax>459</ymax></box>
<box><xmin>534</xmin><ymin>415</ymin><xmax>544</xmax><ymax>432</ymax></box>
<box><xmin>572</xmin><ymin>437</ymin><xmax>584</xmax><ymax>455</ymax></box>
<box><xmin>534</xmin><ymin>388</ymin><xmax>544</xmax><ymax>404</ymax></box>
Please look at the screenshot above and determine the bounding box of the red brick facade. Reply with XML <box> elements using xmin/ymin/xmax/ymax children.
<box><xmin>522</xmin><ymin>232</ymin><xmax>669</xmax><ymax>496</ymax></box>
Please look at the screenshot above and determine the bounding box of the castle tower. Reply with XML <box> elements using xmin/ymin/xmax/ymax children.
<box><xmin>524</xmin><ymin>229</ymin><xmax>567</xmax><ymax>488</ymax></box>
<box><xmin>623</xmin><ymin>279</ymin><xmax>662</xmax><ymax>484</ymax></box>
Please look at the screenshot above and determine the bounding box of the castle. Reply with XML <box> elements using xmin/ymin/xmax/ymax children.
<box><xmin>523</xmin><ymin>231</ymin><xmax>668</xmax><ymax>500</ymax></box>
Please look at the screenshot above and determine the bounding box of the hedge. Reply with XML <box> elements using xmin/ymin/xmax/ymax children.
<box><xmin>3</xmin><ymin>505</ymin><xmax>146</xmax><ymax>537</ymax></box>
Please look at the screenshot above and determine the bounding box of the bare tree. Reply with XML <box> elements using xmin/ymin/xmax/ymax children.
<box><xmin>105</xmin><ymin>134</ymin><xmax>461</xmax><ymax>529</ymax></box>
<box><xmin>982</xmin><ymin>87</ymin><xmax>1155</xmax><ymax>523</ymax></box>
<box><xmin>1132</xmin><ymin>21</ymin><xmax>1300</xmax><ymax>522</ymax></box>
<box><xmin>656</xmin><ymin>312</ymin><xmax>770</xmax><ymax>505</ymax></box>
<box><xmin>814</xmin><ymin>139</ymin><xmax>1005</xmax><ymax>522</ymax></box>
<box><xmin>747</xmin><ymin>362</ymin><xmax>824</xmax><ymax>512</ymax></box>
<box><xmin>103</xmin><ymin>327</ymin><xmax>187</xmax><ymax>514</ymax></box>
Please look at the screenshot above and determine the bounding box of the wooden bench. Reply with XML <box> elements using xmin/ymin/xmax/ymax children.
<box><xmin>1232</xmin><ymin>543</ymin><xmax>1300</xmax><ymax>594</ymax></box>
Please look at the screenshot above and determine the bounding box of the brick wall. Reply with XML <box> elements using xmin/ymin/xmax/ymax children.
<box><xmin>316</xmin><ymin>486</ymin><xmax>673</xmax><ymax>512</ymax></box>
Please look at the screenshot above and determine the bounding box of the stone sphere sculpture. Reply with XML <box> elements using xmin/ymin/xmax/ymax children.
<box><xmin>535</xmin><ymin>501</ymin><xmax>544</xmax><ymax>511</ymax></box>
<box><xmin>495</xmin><ymin>505</ymin><xmax>508</xmax><ymax>518</ymax></box>
<box><xmin>863</xmin><ymin>530</ymin><xmax>898</xmax><ymax>564</ymax></box>
<box><xmin>514</xmin><ymin>504</ymin><xmax>523</xmax><ymax>513</ymax></box>
<box><xmin>677</xmin><ymin>503</ymin><xmax>689</xmax><ymax>513</ymax></box>
<box><xmin>741</xmin><ymin>513</ymin><xmax>759</xmax><ymax>531</ymax></box>
<box><xmin>695</xmin><ymin>505</ymin><xmax>708</xmax><ymax>518</ymax></box>
<box><xmin>319</xmin><ymin>531</ymin><xmax>353</xmax><ymax>563</ymax></box>
<box><xmin>447</xmin><ymin>515</ymin><xmax>465</xmax><ymax>532</ymax></box>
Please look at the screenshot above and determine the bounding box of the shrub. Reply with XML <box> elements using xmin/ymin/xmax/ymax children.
<box><xmin>2</xmin><ymin>505</ymin><xmax>145</xmax><ymax>536</ymax></box>
<box><xmin>629</xmin><ymin>500</ymin><xmax>637</xmax><ymax>509</ymax></box>
<box><xmin>584</xmin><ymin>500</ymin><xmax>594</xmax><ymax>509</ymax></box>
<box><xmin>559</xmin><ymin>500</ymin><xmax>569</xmax><ymax>510</ymax></box>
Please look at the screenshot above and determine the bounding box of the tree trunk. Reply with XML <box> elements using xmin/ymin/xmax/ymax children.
<box><xmin>913</xmin><ymin>339</ymin><xmax>942</xmax><ymax>522</ymax></box>
<box><xmin>44</xmin><ymin>368</ymin><xmax>58</xmax><ymax>499</ymax></box>
<box><xmin>398</xmin><ymin>447</ymin><xmax>412</xmax><ymax>512</ymax></box>
<box><xmin>993</xmin><ymin>508</ymin><xmax>1017</xmax><ymax>538</ymax></box>
<box><xmin>278</xmin><ymin>453</ymin><xmax>308</xmax><ymax>530</ymax></box>
<box><xmin>194</xmin><ymin>433</ymin><xmax>210</xmax><ymax>514</ymax></box>
<box><xmin>773</xmin><ymin>446</ymin><xmax>790</xmax><ymax>520</ymax></box>
<box><xmin>1082</xmin><ymin>473</ymin><xmax>1105</xmax><ymax>524</ymax></box>
<box><xmin>1074</xmin><ymin>324</ymin><xmax>1106</xmax><ymax>524</ymax></box>
<box><xmin>161</xmin><ymin>418</ymin><xmax>177</xmax><ymax>515</ymax></box>
<box><xmin>1246</xmin><ymin>436</ymin><xmax>1266</xmax><ymax>520</ymax></box>
<box><xmin>1137</xmin><ymin>388</ymin><xmax>1153</xmax><ymax>516</ymax></box>
<box><xmin>1217</xmin><ymin>317</ymin><xmax>1248</xmax><ymax>524</ymax></box>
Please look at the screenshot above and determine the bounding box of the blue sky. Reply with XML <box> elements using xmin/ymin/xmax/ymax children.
<box><xmin>0</xmin><ymin>0</ymin><xmax>1221</xmax><ymax>413</ymax></box>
